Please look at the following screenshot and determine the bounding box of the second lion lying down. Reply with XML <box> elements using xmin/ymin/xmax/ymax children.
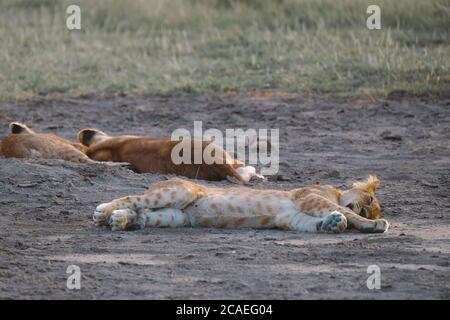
<box><xmin>78</xmin><ymin>128</ymin><xmax>263</xmax><ymax>183</ymax></box>
<box><xmin>94</xmin><ymin>175</ymin><xmax>389</xmax><ymax>234</ymax></box>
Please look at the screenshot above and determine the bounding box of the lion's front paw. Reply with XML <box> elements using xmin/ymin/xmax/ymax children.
<box><xmin>93</xmin><ymin>203</ymin><xmax>112</xmax><ymax>227</ymax></box>
<box><xmin>359</xmin><ymin>218</ymin><xmax>389</xmax><ymax>233</ymax></box>
<box><xmin>250</xmin><ymin>173</ymin><xmax>267</xmax><ymax>183</ymax></box>
<box><xmin>109</xmin><ymin>210</ymin><xmax>131</xmax><ymax>231</ymax></box>
<box><xmin>373</xmin><ymin>219</ymin><xmax>389</xmax><ymax>233</ymax></box>
<box><xmin>319</xmin><ymin>211</ymin><xmax>347</xmax><ymax>233</ymax></box>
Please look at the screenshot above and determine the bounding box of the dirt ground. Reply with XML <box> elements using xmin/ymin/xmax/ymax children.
<box><xmin>0</xmin><ymin>93</ymin><xmax>449</xmax><ymax>299</ymax></box>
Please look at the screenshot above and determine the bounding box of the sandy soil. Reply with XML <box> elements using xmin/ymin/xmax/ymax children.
<box><xmin>0</xmin><ymin>93</ymin><xmax>449</xmax><ymax>299</ymax></box>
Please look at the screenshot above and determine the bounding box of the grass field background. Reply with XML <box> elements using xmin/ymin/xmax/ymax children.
<box><xmin>0</xmin><ymin>0</ymin><xmax>449</xmax><ymax>101</ymax></box>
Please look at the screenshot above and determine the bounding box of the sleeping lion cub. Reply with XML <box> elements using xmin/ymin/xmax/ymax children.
<box><xmin>0</xmin><ymin>122</ymin><xmax>130</xmax><ymax>169</ymax></box>
<box><xmin>1</xmin><ymin>122</ymin><xmax>91</xmax><ymax>163</ymax></box>
<box><xmin>93</xmin><ymin>175</ymin><xmax>389</xmax><ymax>234</ymax></box>
<box><xmin>77</xmin><ymin>128</ymin><xmax>263</xmax><ymax>183</ymax></box>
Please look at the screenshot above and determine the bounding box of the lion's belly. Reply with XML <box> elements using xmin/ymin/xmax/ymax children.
<box><xmin>184</xmin><ymin>190</ymin><xmax>296</xmax><ymax>229</ymax></box>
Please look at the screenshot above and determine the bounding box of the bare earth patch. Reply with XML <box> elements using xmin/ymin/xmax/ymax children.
<box><xmin>0</xmin><ymin>94</ymin><xmax>449</xmax><ymax>299</ymax></box>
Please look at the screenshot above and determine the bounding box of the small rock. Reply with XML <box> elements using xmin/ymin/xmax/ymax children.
<box><xmin>323</xmin><ymin>170</ymin><xmax>340</xmax><ymax>179</ymax></box>
<box><xmin>270</xmin><ymin>175</ymin><xmax>291</xmax><ymax>182</ymax></box>
<box><xmin>17</xmin><ymin>182</ymin><xmax>38</xmax><ymax>188</ymax></box>
<box><xmin>381</xmin><ymin>131</ymin><xmax>402</xmax><ymax>141</ymax></box>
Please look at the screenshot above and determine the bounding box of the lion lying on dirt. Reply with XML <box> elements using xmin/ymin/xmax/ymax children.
<box><xmin>1</xmin><ymin>122</ymin><xmax>91</xmax><ymax>163</ymax></box>
<box><xmin>77</xmin><ymin>128</ymin><xmax>263</xmax><ymax>182</ymax></box>
<box><xmin>93</xmin><ymin>175</ymin><xmax>389</xmax><ymax>234</ymax></box>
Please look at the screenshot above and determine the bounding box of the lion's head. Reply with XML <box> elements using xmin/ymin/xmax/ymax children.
<box><xmin>340</xmin><ymin>176</ymin><xmax>381</xmax><ymax>219</ymax></box>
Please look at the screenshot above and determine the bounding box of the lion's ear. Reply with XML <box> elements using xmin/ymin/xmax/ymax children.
<box><xmin>353</xmin><ymin>175</ymin><xmax>380</xmax><ymax>192</ymax></box>
<box><xmin>9</xmin><ymin>122</ymin><xmax>34</xmax><ymax>134</ymax></box>
<box><xmin>77</xmin><ymin>128</ymin><xmax>109</xmax><ymax>147</ymax></box>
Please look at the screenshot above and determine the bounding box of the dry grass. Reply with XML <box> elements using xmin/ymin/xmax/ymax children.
<box><xmin>0</xmin><ymin>0</ymin><xmax>449</xmax><ymax>101</ymax></box>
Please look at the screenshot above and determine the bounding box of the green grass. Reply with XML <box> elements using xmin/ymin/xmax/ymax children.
<box><xmin>0</xmin><ymin>0</ymin><xmax>449</xmax><ymax>101</ymax></box>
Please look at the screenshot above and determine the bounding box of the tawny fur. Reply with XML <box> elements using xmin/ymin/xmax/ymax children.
<box><xmin>94</xmin><ymin>175</ymin><xmax>389</xmax><ymax>234</ymax></box>
<box><xmin>77</xmin><ymin>128</ymin><xmax>263</xmax><ymax>182</ymax></box>
<box><xmin>1</xmin><ymin>122</ymin><xmax>91</xmax><ymax>163</ymax></box>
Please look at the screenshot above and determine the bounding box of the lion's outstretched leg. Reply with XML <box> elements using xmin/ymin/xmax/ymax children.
<box><xmin>94</xmin><ymin>178</ymin><xmax>203</xmax><ymax>226</ymax></box>
<box><xmin>343</xmin><ymin>211</ymin><xmax>389</xmax><ymax>233</ymax></box>
<box><xmin>108</xmin><ymin>208</ymin><xmax>189</xmax><ymax>231</ymax></box>
<box><xmin>144</xmin><ymin>208</ymin><xmax>190</xmax><ymax>228</ymax></box>
<box><xmin>277</xmin><ymin>211</ymin><xmax>347</xmax><ymax>233</ymax></box>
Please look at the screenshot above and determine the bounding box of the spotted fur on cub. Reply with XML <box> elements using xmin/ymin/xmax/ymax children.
<box><xmin>94</xmin><ymin>175</ymin><xmax>389</xmax><ymax>234</ymax></box>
